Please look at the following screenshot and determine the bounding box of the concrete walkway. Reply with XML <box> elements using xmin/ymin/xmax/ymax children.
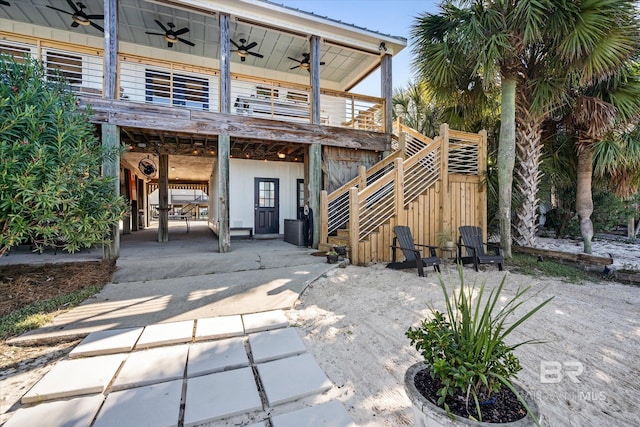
<box><xmin>3</xmin><ymin>222</ymin><xmax>354</xmax><ymax>426</ymax></box>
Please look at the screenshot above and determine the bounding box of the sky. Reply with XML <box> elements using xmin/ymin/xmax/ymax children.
<box><xmin>277</xmin><ymin>0</ymin><xmax>440</xmax><ymax>96</ymax></box>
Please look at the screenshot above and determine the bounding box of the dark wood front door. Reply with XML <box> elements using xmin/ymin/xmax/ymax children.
<box><xmin>254</xmin><ymin>178</ymin><xmax>279</xmax><ymax>234</ymax></box>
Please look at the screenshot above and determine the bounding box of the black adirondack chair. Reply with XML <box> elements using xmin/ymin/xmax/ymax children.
<box><xmin>458</xmin><ymin>225</ymin><xmax>503</xmax><ymax>271</ymax></box>
<box><xmin>387</xmin><ymin>225</ymin><xmax>441</xmax><ymax>277</ymax></box>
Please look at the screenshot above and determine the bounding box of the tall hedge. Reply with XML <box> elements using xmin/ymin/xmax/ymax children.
<box><xmin>0</xmin><ymin>55</ymin><xmax>125</xmax><ymax>257</ymax></box>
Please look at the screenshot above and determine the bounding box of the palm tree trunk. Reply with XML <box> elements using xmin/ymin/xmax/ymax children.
<box><xmin>513</xmin><ymin>112</ymin><xmax>544</xmax><ymax>247</ymax></box>
<box><xmin>498</xmin><ymin>77</ymin><xmax>517</xmax><ymax>258</ymax></box>
<box><xmin>576</xmin><ymin>147</ymin><xmax>594</xmax><ymax>253</ymax></box>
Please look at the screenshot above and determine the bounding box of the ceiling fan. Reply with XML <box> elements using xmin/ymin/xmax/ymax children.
<box><xmin>230</xmin><ymin>38</ymin><xmax>263</xmax><ymax>62</ymax></box>
<box><xmin>288</xmin><ymin>53</ymin><xmax>325</xmax><ymax>72</ymax></box>
<box><xmin>146</xmin><ymin>20</ymin><xmax>194</xmax><ymax>48</ymax></box>
<box><xmin>46</xmin><ymin>1</ymin><xmax>104</xmax><ymax>33</ymax></box>
<box><xmin>138</xmin><ymin>156</ymin><xmax>158</xmax><ymax>178</ymax></box>
<box><xmin>0</xmin><ymin>1</ymin><xmax>10</xmax><ymax>7</ymax></box>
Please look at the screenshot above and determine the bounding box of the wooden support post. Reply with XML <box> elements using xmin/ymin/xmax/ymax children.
<box><xmin>320</xmin><ymin>190</ymin><xmax>328</xmax><ymax>246</ymax></box>
<box><xmin>218</xmin><ymin>135</ymin><xmax>231</xmax><ymax>252</ymax></box>
<box><xmin>308</xmin><ymin>143</ymin><xmax>322</xmax><ymax>248</ymax></box>
<box><xmin>217</xmin><ymin>13</ymin><xmax>231</xmax><ymax>253</ymax></box>
<box><xmin>358</xmin><ymin>165</ymin><xmax>367</xmax><ymax>189</ymax></box>
<box><xmin>478</xmin><ymin>129</ymin><xmax>488</xmax><ymax>241</ymax></box>
<box><xmin>158</xmin><ymin>153</ymin><xmax>169</xmax><ymax>242</ymax></box>
<box><xmin>439</xmin><ymin>124</ymin><xmax>451</xmax><ymax>235</ymax></box>
<box><xmin>348</xmin><ymin>187</ymin><xmax>359</xmax><ymax>265</ymax></box>
<box><xmin>398</xmin><ymin>131</ymin><xmax>407</xmax><ymax>158</ymax></box>
<box><xmin>310</xmin><ymin>35</ymin><xmax>321</xmax><ymax>125</ymax></box>
<box><xmin>103</xmin><ymin>0</ymin><xmax>118</xmax><ymax>99</ymax></box>
<box><xmin>381</xmin><ymin>53</ymin><xmax>393</xmax><ymax>139</ymax></box>
<box><xmin>394</xmin><ymin>158</ymin><xmax>405</xmax><ymax>226</ymax></box>
<box><xmin>102</xmin><ymin>124</ymin><xmax>120</xmax><ymax>260</ymax></box>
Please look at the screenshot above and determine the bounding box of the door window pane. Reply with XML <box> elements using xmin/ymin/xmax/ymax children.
<box><xmin>259</xmin><ymin>182</ymin><xmax>275</xmax><ymax>207</ymax></box>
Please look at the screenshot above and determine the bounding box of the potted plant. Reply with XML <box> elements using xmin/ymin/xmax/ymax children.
<box><xmin>405</xmin><ymin>267</ymin><xmax>552</xmax><ymax>425</ymax></box>
<box><xmin>326</xmin><ymin>250</ymin><xmax>339</xmax><ymax>264</ymax></box>
<box><xmin>333</xmin><ymin>244</ymin><xmax>347</xmax><ymax>257</ymax></box>
<box><xmin>436</xmin><ymin>228</ymin><xmax>455</xmax><ymax>250</ymax></box>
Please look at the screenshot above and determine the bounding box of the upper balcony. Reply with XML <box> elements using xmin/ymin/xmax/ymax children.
<box><xmin>1</xmin><ymin>0</ymin><xmax>406</xmax><ymax>136</ymax></box>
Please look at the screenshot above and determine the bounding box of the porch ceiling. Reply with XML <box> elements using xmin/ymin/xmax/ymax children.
<box><xmin>120</xmin><ymin>126</ymin><xmax>307</xmax><ymax>182</ymax></box>
<box><xmin>1</xmin><ymin>0</ymin><xmax>406</xmax><ymax>91</ymax></box>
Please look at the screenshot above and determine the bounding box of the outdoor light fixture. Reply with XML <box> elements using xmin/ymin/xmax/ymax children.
<box><xmin>277</xmin><ymin>153</ymin><xmax>286</xmax><ymax>159</ymax></box>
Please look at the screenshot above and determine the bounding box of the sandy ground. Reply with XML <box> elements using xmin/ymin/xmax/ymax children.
<box><xmin>288</xmin><ymin>263</ymin><xmax>640</xmax><ymax>427</ymax></box>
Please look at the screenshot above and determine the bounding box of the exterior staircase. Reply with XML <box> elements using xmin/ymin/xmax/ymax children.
<box><xmin>320</xmin><ymin>120</ymin><xmax>487</xmax><ymax>265</ymax></box>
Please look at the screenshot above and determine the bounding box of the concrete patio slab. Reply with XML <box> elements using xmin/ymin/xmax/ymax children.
<box><xmin>184</xmin><ymin>367</ymin><xmax>262</xmax><ymax>427</ymax></box>
<box><xmin>194</xmin><ymin>315</ymin><xmax>244</xmax><ymax>341</ymax></box>
<box><xmin>93</xmin><ymin>379</ymin><xmax>182</xmax><ymax>427</ymax></box>
<box><xmin>243</xmin><ymin>310</ymin><xmax>289</xmax><ymax>334</ymax></box>
<box><xmin>21</xmin><ymin>354</ymin><xmax>124</xmax><ymax>404</ymax></box>
<box><xmin>187</xmin><ymin>337</ymin><xmax>249</xmax><ymax>377</ymax></box>
<box><xmin>135</xmin><ymin>320</ymin><xmax>194</xmax><ymax>349</ymax></box>
<box><xmin>3</xmin><ymin>394</ymin><xmax>105</xmax><ymax>427</ymax></box>
<box><xmin>69</xmin><ymin>327</ymin><xmax>143</xmax><ymax>358</ymax></box>
<box><xmin>270</xmin><ymin>401</ymin><xmax>356</xmax><ymax>427</ymax></box>
<box><xmin>111</xmin><ymin>344</ymin><xmax>189</xmax><ymax>391</ymax></box>
<box><xmin>249</xmin><ymin>327</ymin><xmax>307</xmax><ymax>363</ymax></box>
<box><xmin>256</xmin><ymin>353</ymin><xmax>332</xmax><ymax>407</ymax></box>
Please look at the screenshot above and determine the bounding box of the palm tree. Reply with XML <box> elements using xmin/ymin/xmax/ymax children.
<box><xmin>412</xmin><ymin>0</ymin><xmax>558</xmax><ymax>257</ymax></box>
<box><xmin>392</xmin><ymin>81</ymin><xmax>442</xmax><ymax>137</ymax></box>
<box><xmin>570</xmin><ymin>66</ymin><xmax>640</xmax><ymax>253</ymax></box>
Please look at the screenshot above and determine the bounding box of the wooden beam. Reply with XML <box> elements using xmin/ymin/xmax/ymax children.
<box><xmin>349</xmin><ymin>187</ymin><xmax>359</xmax><ymax>264</ymax></box>
<box><xmin>101</xmin><ymin>124</ymin><xmax>120</xmax><ymax>260</ymax></box>
<box><xmin>512</xmin><ymin>245</ymin><xmax>613</xmax><ymax>265</ymax></box>
<box><xmin>79</xmin><ymin>97</ymin><xmax>390</xmax><ymax>151</ymax></box>
<box><xmin>158</xmin><ymin>153</ymin><xmax>169</xmax><ymax>242</ymax></box>
<box><xmin>308</xmin><ymin>143</ymin><xmax>322</xmax><ymax>248</ymax></box>
<box><xmin>439</xmin><ymin>124</ymin><xmax>450</xmax><ymax>236</ymax></box>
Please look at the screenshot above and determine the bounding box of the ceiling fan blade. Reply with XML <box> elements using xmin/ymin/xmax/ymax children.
<box><xmin>154</xmin><ymin>19</ymin><xmax>168</xmax><ymax>32</ymax></box>
<box><xmin>178</xmin><ymin>38</ymin><xmax>195</xmax><ymax>47</ymax></box>
<box><xmin>245</xmin><ymin>41</ymin><xmax>257</xmax><ymax>50</ymax></box>
<box><xmin>248</xmin><ymin>52</ymin><xmax>263</xmax><ymax>58</ymax></box>
<box><xmin>86</xmin><ymin>14</ymin><xmax>104</xmax><ymax>20</ymax></box>
<box><xmin>0</xmin><ymin>0</ymin><xmax>11</xmax><ymax>6</ymax></box>
<box><xmin>290</xmin><ymin>65</ymin><xmax>300</xmax><ymax>70</ymax></box>
<box><xmin>174</xmin><ymin>27</ymin><xmax>190</xmax><ymax>36</ymax></box>
<box><xmin>320</xmin><ymin>61</ymin><xmax>326</xmax><ymax>65</ymax></box>
<box><xmin>168</xmin><ymin>42</ymin><xmax>173</xmax><ymax>48</ymax></box>
<box><xmin>71</xmin><ymin>21</ymin><xmax>80</xmax><ymax>28</ymax></box>
<box><xmin>145</xmin><ymin>31</ymin><xmax>164</xmax><ymax>36</ymax></box>
<box><xmin>287</xmin><ymin>56</ymin><xmax>302</xmax><ymax>63</ymax></box>
<box><xmin>90</xmin><ymin>21</ymin><xmax>104</xmax><ymax>32</ymax></box>
<box><xmin>230</xmin><ymin>39</ymin><xmax>240</xmax><ymax>49</ymax></box>
<box><xmin>46</xmin><ymin>5</ymin><xmax>74</xmax><ymax>15</ymax></box>
<box><xmin>66</xmin><ymin>0</ymin><xmax>79</xmax><ymax>13</ymax></box>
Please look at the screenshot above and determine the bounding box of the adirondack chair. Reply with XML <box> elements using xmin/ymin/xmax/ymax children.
<box><xmin>458</xmin><ymin>225</ymin><xmax>504</xmax><ymax>271</ymax></box>
<box><xmin>387</xmin><ymin>225</ymin><xmax>441</xmax><ymax>277</ymax></box>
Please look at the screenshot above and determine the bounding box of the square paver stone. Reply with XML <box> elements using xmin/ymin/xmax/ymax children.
<box><xmin>4</xmin><ymin>394</ymin><xmax>104</xmax><ymax>427</ymax></box>
<box><xmin>249</xmin><ymin>327</ymin><xmax>307</xmax><ymax>363</ymax></box>
<box><xmin>22</xmin><ymin>354</ymin><xmax>124</xmax><ymax>404</ymax></box>
<box><xmin>69</xmin><ymin>327</ymin><xmax>144</xmax><ymax>358</ymax></box>
<box><xmin>195</xmin><ymin>315</ymin><xmax>244</xmax><ymax>341</ymax></box>
<box><xmin>184</xmin><ymin>367</ymin><xmax>262</xmax><ymax>427</ymax></box>
<box><xmin>242</xmin><ymin>310</ymin><xmax>289</xmax><ymax>334</ymax></box>
<box><xmin>135</xmin><ymin>320</ymin><xmax>194</xmax><ymax>349</ymax></box>
<box><xmin>256</xmin><ymin>353</ymin><xmax>332</xmax><ymax>407</ymax></box>
<box><xmin>271</xmin><ymin>401</ymin><xmax>356</xmax><ymax>427</ymax></box>
<box><xmin>112</xmin><ymin>344</ymin><xmax>189</xmax><ymax>391</ymax></box>
<box><xmin>93</xmin><ymin>379</ymin><xmax>182</xmax><ymax>427</ymax></box>
<box><xmin>187</xmin><ymin>337</ymin><xmax>249</xmax><ymax>377</ymax></box>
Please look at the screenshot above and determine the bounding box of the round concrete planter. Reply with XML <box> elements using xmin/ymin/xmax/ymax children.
<box><xmin>404</xmin><ymin>362</ymin><xmax>539</xmax><ymax>427</ymax></box>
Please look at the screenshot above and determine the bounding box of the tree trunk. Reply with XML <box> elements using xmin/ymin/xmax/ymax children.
<box><xmin>498</xmin><ymin>77</ymin><xmax>517</xmax><ymax>258</ymax></box>
<box><xmin>514</xmin><ymin>102</ymin><xmax>544</xmax><ymax>247</ymax></box>
<box><xmin>576</xmin><ymin>147</ymin><xmax>594</xmax><ymax>253</ymax></box>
